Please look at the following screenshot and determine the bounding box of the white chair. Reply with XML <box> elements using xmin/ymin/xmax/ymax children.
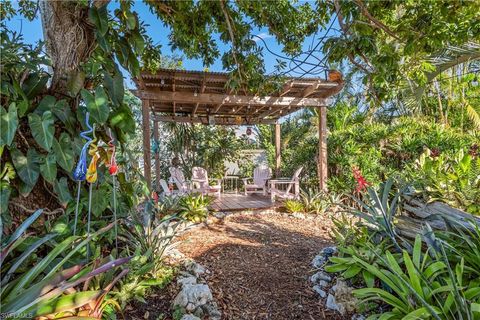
<box><xmin>168</xmin><ymin>167</ymin><xmax>190</xmax><ymax>194</ymax></box>
<box><xmin>242</xmin><ymin>166</ymin><xmax>272</xmax><ymax>196</ymax></box>
<box><xmin>159</xmin><ymin>179</ymin><xmax>180</xmax><ymax>197</ymax></box>
<box><xmin>192</xmin><ymin>167</ymin><xmax>222</xmax><ymax>196</ymax></box>
<box><xmin>269</xmin><ymin>167</ymin><xmax>303</xmax><ymax>202</ymax></box>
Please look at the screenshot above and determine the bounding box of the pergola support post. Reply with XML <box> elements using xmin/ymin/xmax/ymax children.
<box><xmin>275</xmin><ymin>122</ymin><xmax>281</xmax><ymax>177</ymax></box>
<box><xmin>153</xmin><ymin>119</ymin><xmax>160</xmax><ymax>191</ymax></box>
<box><xmin>318</xmin><ymin>106</ymin><xmax>328</xmax><ymax>191</ymax></box>
<box><xmin>142</xmin><ymin>99</ymin><xmax>152</xmax><ymax>189</ymax></box>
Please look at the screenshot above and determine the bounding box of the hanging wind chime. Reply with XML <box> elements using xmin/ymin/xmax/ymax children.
<box><xmin>107</xmin><ymin>129</ymin><xmax>119</xmax><ymax>254</ymax></box>
<box><xmin>72</xmin><ymin>112</ymin><xmax>94</xmax><ymax>236</ymax></box>
<box><xmin>72</xmin><ymin>111</ymin><xmax>120</xmax><ymax>259</ymax></box>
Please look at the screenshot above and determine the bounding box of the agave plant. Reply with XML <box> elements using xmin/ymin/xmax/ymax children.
<box><xmin>121</xmin><ymin>201</ymin><xmax>181</xmax><ymax>274</ymax></box>
<box><xmin>284</xmin><ymin>199</ymin><xmax>305</xmax><ymax>214</ymax></box>
<box><xmin>0</xmin><ymin>209</ymin><xmax>130</xmax><ymax>318</ymax></box>
<box><xmin>348</xmin><ymin>178</ymin><xmax>408</xmax><ymax>252</ymax></box>
<box><xmin>300</xmin><ymin>188</ymin><xmax>331</xmax><ymax>215</ymax></box>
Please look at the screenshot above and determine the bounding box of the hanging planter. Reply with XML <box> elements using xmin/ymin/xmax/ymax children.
<box><xmin>328</xmin><ymin>70</ymin><xmax>342</xmax><ymax>82</ymax></box>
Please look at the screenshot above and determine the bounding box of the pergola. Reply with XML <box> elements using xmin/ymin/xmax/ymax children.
<box><xmin>133</xmin><ymin>68</ymin><xmax>343</xmax><ymax>191</ymax></box>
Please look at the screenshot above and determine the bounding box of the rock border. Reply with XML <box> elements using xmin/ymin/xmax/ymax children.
<box><xmin>165</xmin><ymin>249</ymin><xmax>221</xmax><ymax>320</ymax></box>
<box><xmin>310</xmin><ymin>247</ymin><xmax>366</xmax><ymax>320</ymax></box>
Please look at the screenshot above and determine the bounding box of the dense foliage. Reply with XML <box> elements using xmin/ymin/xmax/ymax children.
<box><xmin>326</xmin><ymin>180</ymin><xmax>480</xmax><ymax>319</ymax></box>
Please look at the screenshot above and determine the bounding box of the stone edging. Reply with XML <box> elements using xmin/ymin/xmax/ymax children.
<box><xmin>310</xmin><ymin>247</ymin><xmax>366</xmax><ymax>320</ymax></box>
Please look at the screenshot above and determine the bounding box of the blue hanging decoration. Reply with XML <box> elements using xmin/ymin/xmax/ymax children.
<box><xmin>72</xmin><ymin>112</ymin><xmax>94</xmax><ymax>236</ymax></box>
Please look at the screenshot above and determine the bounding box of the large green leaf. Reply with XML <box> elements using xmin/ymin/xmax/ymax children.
<box><xmin>52</xmin><ymin>99</ymin><xmax>75</xmax><ymax>128</ymax></box>
<box><xmin>29</xmin><ymin>111</ymin><xmax>55</xmax><ymax>151</ymax></box>
<box><xmin>40</xmin><ymin>153</ymin><xmax>57</xmax><ymax>183</ymax></box>
<box><xmin>52</xmin><ymin>133</ymin><xmax>74</xmax><ymax>172</ymax></box>
<box><xmin>91</xmin><ymin>185</ymin><xmax>110</xmax><ymax>217</ymax></box>
<box><xmin>66</xmin><ymin>70</ymin><xmax>85</xmax><ymax>96</ymax></box>
<box><xmin>104</xmin><ymin>69</ymin><xmax>124</xmax><ymax>105</ymax></box>
<box><xmin>0</xmin><ymin>103</ymin><xmax>18</xmax><ymax>146</ymax></box>
<box><xmin>53</xmin><ymin>177</ymin><xmax>72</xmax><ymax>205</ymax></box>
<box><xmin>35</xmin><ymin>95</ymin><xmax>56</xmax><ymax>114</ymax></box>
<box><xmin>109</xmin><ymin>105</ymin><xmax>135</xmax><ymax>134</ymax></box>
<box><xmin>81</xmin><ymin>88</ymin><xmax>110</xmax><ymax>124</ymax></box>
<box><xmin>32</xmin><ymin>290</ymin><xmax>103</xmax><ymax>317</ymax></box>
<box><xmin>88</xmin><ymin>4</ymin><xmax>109</xmax><ymax>36</ymax></box>
<box><xmin>0</xmin><ymin>184</ymin><xmax>11</xmax><ymax>215</ymax></box>
<box><xmin>22</xmin><ymin>73</ymin><xmax>48</xmax><ymax>99</ymax></box>
<box><xmin>11</xmin><ymin>148</ymin><xmax>40</xmax><ymax>187</ymax></box>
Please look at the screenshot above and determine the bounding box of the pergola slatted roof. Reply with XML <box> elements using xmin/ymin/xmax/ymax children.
<box><xmin>133</xmin><ymin>68</ymin><xmax>343</xmax><ymax>192</ymax></box>
<box><xmin>133</xmin><ymin>68</ymin><xmax>343</xmax><ymax>125</ymax></box>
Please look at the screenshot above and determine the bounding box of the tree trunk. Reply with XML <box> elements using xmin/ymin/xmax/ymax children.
<box><xmin>39</xmin><ymin>0</ymin><xmax>96</xmax><ymax>94</ymax></box>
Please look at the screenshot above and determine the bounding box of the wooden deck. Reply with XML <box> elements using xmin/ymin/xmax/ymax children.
<box><xmin>210</xmin><ymin>194</ymin><xmax>279</xmax><ymax>212</ymax></box>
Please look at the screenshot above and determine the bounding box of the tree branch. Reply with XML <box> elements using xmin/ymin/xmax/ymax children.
<box><xmin>352</xmin><ymin>0</ymin><xmax>401</xmax><ymax>41</ymax></box>
<box><xmin>219</xmin><ymin>0</ymin><xmax>244</xmax><ymax>85</ymax></box>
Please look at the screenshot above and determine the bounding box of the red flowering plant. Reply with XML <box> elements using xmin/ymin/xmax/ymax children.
<box><xmin>352</xmin><ymin>166</ymin><xmax>370</xmax><ymax>194</ymax></box>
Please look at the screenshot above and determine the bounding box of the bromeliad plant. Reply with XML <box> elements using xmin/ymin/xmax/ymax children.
<box><xmin>178</xmin><ymin>193</ymin><xmax>213</xmax><ymax>222</ymax></box>
<box><xmin>0</xmin><ymin>209</ymin><xmax>130</xmax><ymax>319</ymax></box>
<box><xmin>116</xmin><ymin>200</ymin><xmax>180</xmax><ymax>305</ymax></box>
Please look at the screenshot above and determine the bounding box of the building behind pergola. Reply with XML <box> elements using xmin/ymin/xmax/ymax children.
<box><xmin>133</xmin><ymin>68</ymin><xmax>343</xmax><ymax>192</ymax></box>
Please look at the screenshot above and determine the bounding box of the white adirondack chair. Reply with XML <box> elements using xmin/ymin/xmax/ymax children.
<box><xmin>269</xmin><ymin>167</ymin><xmax>303</xmax><ymax>202</ymax></box>
<box><xmin>168</xmin><ymin>167</ymin><xmax>190</xmax><ymax>194</ymax></box>
<box><xmin>159</xmin><ymin>179</ymin><xmax>174</xmax><ymax>197</ymax></box>
<box><xmin>191</xmin><ymin>166</ymin><xmax>222</xmax><ymax>196</ymax></box>
<box><xmin>242</xmin><ymin>166</ymin><xmax>272</xmax><ymax>196</ymax></box>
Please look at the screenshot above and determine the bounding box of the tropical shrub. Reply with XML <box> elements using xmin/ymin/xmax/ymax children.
<box><xmin>407</xmin><ymin>148</ymin><xmax>480</xmax><ymax>215</ymax></box>
<box><xmin>284</xmin><ymin>199</ymin><xmax>304</xmax><ymax>214</ymax></box>
<box><xmin>327</xmin><ymin>179</ymin><xmax>480</xmax><ymax>319</ymax></box>
<box><xmin>178</xmin><ymin>194</ymin><xmax>212</xmax><ymax>222</ymax></box>
<box><xmin>0</xmin><ymin>209</ymin><xmax>130</xmax><ymax>319</ymax></box>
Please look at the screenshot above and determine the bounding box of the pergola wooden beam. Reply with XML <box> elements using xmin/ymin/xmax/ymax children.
<box><xmin>301</xmin><ymin>80</ymin><xmax>322</xmax><ymax>98</ymax></box>
<box><xmin>318</xmin><ymin>106</ymin><xmax>328</xmax><ymax>191</ymax></box>
<box><xmin>142</xmin><ymin>100</ymin><xmax>151</xmax><ymax>189</ymax></box>
<box><xmin>156</xmin><ymin>115</ymin><xmax>277</xmax><ymax>125</ymax></box>
<box><xmin>133</xmin><ymin>90</ymin><xmax>330</xmax><ymax>107</ymax></box>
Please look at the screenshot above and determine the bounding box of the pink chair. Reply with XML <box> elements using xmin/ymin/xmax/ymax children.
<box><xmin>191</xmin><ymin>167</ymin><xmax>222</xmax><ymax>196</ymax></box>
<box><xmin>168</xmin><ymin>167</ymin><xmax>190</xmax><ymax>194</ymax></box>
<box><xmin>242</xmin><ymin>166</ymin><xmax>272</xmax><ymax>196</ymax></box>
<box><xmin>269</xmin><ymin>167</ymin><xmax>303</xmax><ymax>202</ymax></box>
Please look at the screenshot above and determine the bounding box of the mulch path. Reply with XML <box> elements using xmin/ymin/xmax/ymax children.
<box><xmin>176</xmin><ymin>212</ymin><xmax>345</xmax><ymax>320</ymax></box>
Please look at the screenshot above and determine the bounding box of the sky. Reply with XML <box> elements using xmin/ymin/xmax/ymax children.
<box><xmin>5</xmin><ymin>1</ymin><xmax>340</xmax><ymax>133</ymax></box>
<box><xmin>5</xmin><ymin>1</ymin><xmax>339</xmax><ymax>89</ymax></box>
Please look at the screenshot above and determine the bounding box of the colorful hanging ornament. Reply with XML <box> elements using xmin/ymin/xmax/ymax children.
<box><xmin>107</xmin><ymin>130</ymin><xmax>119</xmax><ymax>254</ymax></box>
<box><xmin>85</xmin><ymin>133</ymin><xmax>100</xmax><ymax>260</ymax></box>
<box><xmin>72</xmin><ymin>112</ymin><xmax>94</xmax><ymax>236</ymax></box>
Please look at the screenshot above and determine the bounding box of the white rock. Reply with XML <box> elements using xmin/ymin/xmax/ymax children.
<box><xmin>292</xmin><ymin>212</ymin><xmax>306</xmax><ymax>219</ymax></box>
<box><xmin>312</xmin><ymin>285</ymin><xmax>327</xmax><ymax>298</ymax></box>
<box><xmin>214</xmin><ymin>212</ymin><xmax>226</xmax><ymax>219</ymax></box>
<box><xmin>202</xmin><ymin>302</ymin><xmax>222</xmax><ymax>320</ymax></box>
<box><xmin>310</xmin><ymin>271</ymin><xmax>332</xmax><ymax>283</ymax></box>
<box><xmin>326</xmin><ymin>294</ymin><xmax>344</xmax><ymax>314</ymax></box>
<box><xmin>351</xmin><ymin>314</ymin><xmax>366</xmax><ymax>320</ymax></box>
<box><xmin>180</xmin><ymin>315</ymin><xmax>201</xmax><ymax>320</ymax></box>
<box><xmin>173</xmin><ymin>284</ymin><xmax>213</xmax><ymax>312</ymax></box>
<box><xmin>185</xmin><ymin>261</ymin><xmax>207</xmax><ymax>277</ymax></box>
<box><xmin>177</xmin><ymin>276</ymin><xmax>197</xmax><ymax>287</ymax></box>
<box><xmin>311</xmin><ymin>255</ymin><xmax>326</xmax><ymax>268</ymax></box>
<box><xmin>321</xmin><ymin>246</ymin><xmax>337</xmax><ymax>257</ymax></box>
